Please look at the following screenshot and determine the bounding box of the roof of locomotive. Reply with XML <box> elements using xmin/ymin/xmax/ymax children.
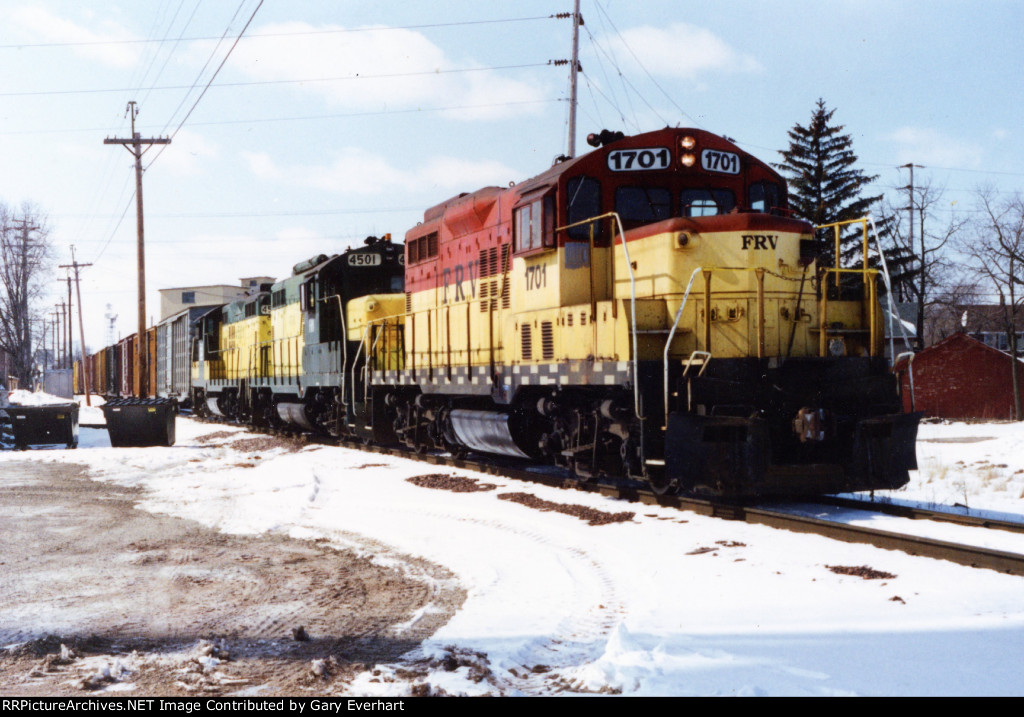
<box><xmin>290</xmin><ymin>235</ymin><xmax>402</xmax><ymax>278</ymax></box>
<box><xmin>413</xmin><ymin>127</ymin><xmax>784</xmax><ymax>228</ymax></box>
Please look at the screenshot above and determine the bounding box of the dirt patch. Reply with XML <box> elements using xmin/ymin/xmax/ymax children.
<box><xmin>826</xmin><ymin>565</ymin><xmax>897</xmax><ymax>580</ymax></box>
<box><xmin>231</xmin><ymin>435</ymin><xmax>304</xmax><ymax>453</ymax></box>
<box><xmin>406</xmin><ymin>473</ymin><xmax>497</xmax><ymax>493</ymax></box>
<box><xmin>194</xmin><ymin>431</ymin><xmax>239</xmax><ymax>444</ymax></box>
<box><xmin>686</xmin><ymin>546</ymin><xmax>719</xmax><ymax>556</ymax></box>
<box><xmin>0</xmin><ymin>461</ymin><xmax>464</xmax><ymax>696</ymax></box>
<box><xmin>496</xmin><ymin>492</ymin><xmax>634</xmax><ymax>526</ymax></box>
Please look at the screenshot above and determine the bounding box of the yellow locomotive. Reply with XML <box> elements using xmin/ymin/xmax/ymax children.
<box><xmin>349</xmin><ymin>127</ymin><xmax>919</xmax><ymax>497</ymax></box>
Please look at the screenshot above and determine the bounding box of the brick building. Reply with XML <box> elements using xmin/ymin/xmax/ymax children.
<box><xmin>897</xmin><ymin>332</ymin><xmax>1024</xmax><ymax>419</ymax></box>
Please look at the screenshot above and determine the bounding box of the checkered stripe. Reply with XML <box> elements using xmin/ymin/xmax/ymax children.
<box><xmin>372</xmin><ymin>361</ymin><xmax>631</xmax><ymax>389</ymax></box>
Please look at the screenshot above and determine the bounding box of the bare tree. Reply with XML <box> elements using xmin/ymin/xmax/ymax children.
<box><xmin>0</xmin><ymin>203</ymin><xmax>53</xmax><ymax>387</ymax></box>
<box><xmin>959</xmin><ymin>187</ymin><xmax>1024</xmax><ymax>419</ymax></box>
<box><xmin>884</xmin><ymin>177</ymin><xmax>967</xmax><ymax>346</ymax></box>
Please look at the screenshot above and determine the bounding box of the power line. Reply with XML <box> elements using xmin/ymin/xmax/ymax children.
<box><xmin>592</xmin><ymin>0</ymin><xmax>691</xmax><ymax>124</ymax></box>
<box><xmin>58</xmin><ymin>205</ymin><xmax>424</xmax><ymax>221</ymax></box>
<box><xmin>0</xmin><ymin>62</ymin><xmax>552</xmax><ymax>98</ymax></box>
<box><xmin>0</xmin><ymin>98</ymin><xmax>561</xmax><ymax>136</ymax></box>
<box><xmin>155</xmin><ymin>0</ymin><xmax>262</xmax><ymax>145</ymax></box>
<box><xmin>0</xmin><ymin>15</ymin><xmax>557</xmax><ymax>50</ymax></box>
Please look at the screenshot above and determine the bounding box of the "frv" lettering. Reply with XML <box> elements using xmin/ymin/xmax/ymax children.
<box><xmin>741</xmin><ymin>235</ymin><xmax>778</xmax><ymax>250</ymax></box>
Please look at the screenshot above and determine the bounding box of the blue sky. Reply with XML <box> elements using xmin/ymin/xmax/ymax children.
<box><xmin>0</xmin><ymin>0</ymin><xmax>1021</xmax><ymax>348</ymax></box>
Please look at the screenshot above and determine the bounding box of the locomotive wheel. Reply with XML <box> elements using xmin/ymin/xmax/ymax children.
<box><xmin>568</xmin><ymin>457</ymin><xmax>596</xmax><ymax>483</ymax></box>
<box><xmin>647</xmin><ymin>471</ymin><xmax>679</xmax><ymax>496</ymax></box>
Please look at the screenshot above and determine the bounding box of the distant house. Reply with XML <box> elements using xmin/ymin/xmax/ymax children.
<box><xmin>897</xmin><ymin>332</ymin><xmax>1024</xmax><ymax>420</ymax></box>
<box><xmin>158</xmin><ymin>276</ymin><xmax>275</xmax><ymax>321</ymax></box>
<box><xmin>925</xmin><ymin>303</ymin><xmax>1024</xmax><ymax>350</ymax></box>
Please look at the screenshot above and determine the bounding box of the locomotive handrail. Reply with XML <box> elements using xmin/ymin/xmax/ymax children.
<box><xmin>365</xmin><ymin>320</ymin><xmax>388</xmax><ymax>405</ymax></box>
<box><xmin>663</xmin><ymin>267</ymin><xmax>705</xmax><ymax>427</ymax></box>
<box><xmin>893</xmin><ymin>351</ymin><xmax>917</xmax><ymax>412</ymax></box>
<box><xmin>865</xmin><ymin>214</ymin><xmax>916</xmax><ymax>359</ymax></box>
<box><xmin>557</xmin><ymin>211</ymin><xmax>643</xmax><ymax>423</ymax></box>
<box><xmin>323</xmin><ymin>294</ymin><xmax>348</xmax><ymax>407</ymax></box>
<box><xmin>816</xmin><ymin>217</ymin><xmax>873</xmax><ymax>289</ymax></box>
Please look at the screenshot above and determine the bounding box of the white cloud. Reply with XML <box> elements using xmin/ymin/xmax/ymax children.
<box><xmin>241</xmin><ymin>147</ymin><xmax>518</xmax><ymax>196</ymax></box>
<box><xmin>155</xmin><ymin>129</ymin><xmax>219</xmax><ymax>176</ymax></box>
<box><xmin>598</xmin><ymin>23</ymin><xmax>762</xmax><ymax>80</ymax></box>
<box><xmin>7</xmin><ymin>6</ymin><xmax>140</xmax><ymax>68</ymax></box>
<box><xmin>216</xmin><ymin>22</ymin><xmax>549</xmax><ymax>119</ymax></box>
<box><xmin>886</xmin><ymin>126</ymin><xmax>984</xmax><ymax>169</ymax></box>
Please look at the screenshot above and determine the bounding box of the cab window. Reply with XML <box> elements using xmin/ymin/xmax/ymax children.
<box><xmin>749</xmin><ymin>182</ymin><xmax>782</xmax><ymax>213</ymax></box>
<box><xmin>566</xmin><ymin>176</ymin><xmax>602</xmax><ymax>241</ymax></box>
<box><xmin>681</xmin><ymin>189</ymin><xmax>736</xmax><ymax>217</ymax></box>
<box><xmin>514</xmin><ymin>193</ymin><xmax>555</xmax><ymax>253</ymax></box>
<box><xmin>614</xmin><ymin>186</ymin><xmax>671</xmax><ymax>229</ymax></box>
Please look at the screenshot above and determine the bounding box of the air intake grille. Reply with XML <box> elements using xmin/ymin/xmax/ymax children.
<box><xmin>521</xmin><ymin>323</ymin><xmax>532</xmax><ymax>361</ymax></box>
<box><xmin>541</xmin><ymin>321</ymin><xmax>554</xmax><ymax>360</ymax></box>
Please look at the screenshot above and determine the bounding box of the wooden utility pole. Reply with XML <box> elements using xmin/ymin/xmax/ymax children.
<box><xmin>568</xmin><ymin>0</ymin><xmax>581</xmax><ymax>158</ymax></box>
<box><xmin>64</xmin><ymin>275</ymin><xmax>73</xmax><ymax>368</ymax></box>
<box><xmin>103</xmin><ymin>101</ymin><xmax>170</xmax><ymax>398</ymax></box>
<box><xmin>900</xmin><ymin>163</ymin><xmax>925</xmax><ymax>348</ymax></box>
<box><xmin>59</xmin><ymin>247</ymin><xmax>93</xmax><ymax>405</ymax></box>
<box><xmin>54</xmin><ymin>303</ymin><xmax>65</xmax><ymax>368</ymax></box>
<box><xmin>12</xmin><ymin>219</ymin><xmax>39</xmax><ymax>384</ymax></box>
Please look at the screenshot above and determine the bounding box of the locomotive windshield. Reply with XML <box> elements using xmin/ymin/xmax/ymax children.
<box><xmin>560</xmin><ymin>129</ymin><xmax>788</xmax><ymax>241</ymax></box>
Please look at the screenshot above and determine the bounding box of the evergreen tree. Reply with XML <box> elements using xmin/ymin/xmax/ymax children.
<box><xmin>775</xmin><ymin>99</ymin><xmax>885</xmax><ymax>268</ymax></box>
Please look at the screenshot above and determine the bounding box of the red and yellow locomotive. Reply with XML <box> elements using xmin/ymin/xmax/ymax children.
<box><xmin>350</xmin><ymin>127</ymin><xmax>919</xmax><ymax>497</ymax></box>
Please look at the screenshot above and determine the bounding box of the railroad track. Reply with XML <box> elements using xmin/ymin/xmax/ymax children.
<box><xmin>82</xmin><ymin>418</ymin><xmax>1024</xmax><ymax>577</ymax></box>
<box><xmin>335</xmin><ymin>434</ymin><xmax>1024</xmax><ymax>578</ymax></box>
<box><xmin>813</xmin><ymin>494</ymin><xmax>1024</xmax><ymax>534</ymax></box>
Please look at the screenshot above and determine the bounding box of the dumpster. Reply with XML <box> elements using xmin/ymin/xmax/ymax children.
<box><xmin>102</xmin><ymin>397</ymin><xmax>177</xmax><ymax>447</ymax></box>
<box><xmin>6</xmin><ymin>403</ymin><xmax>79</xmax><ymax>449</ymax></box>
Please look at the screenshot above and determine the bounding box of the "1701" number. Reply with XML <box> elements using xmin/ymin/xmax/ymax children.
<box><xmin>700</xmin><ymin>149</ymin><xmax>740</xmax><ymax>175</ymax></box>
<box><xmin>607</xmin><ymin>147</ymin><xmax>670</xmax><ymax>172</ymax></box>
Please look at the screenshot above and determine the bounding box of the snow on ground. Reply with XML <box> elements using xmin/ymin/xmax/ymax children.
<box><xmin>2</xmin><ymin>405</ymin><xmax>1023</xmax><ymax>696</ymax></box>
<box><xmin>6</xmin><ymin>389</ymin><xmax>77</xmax><ymax>407</ymax></box>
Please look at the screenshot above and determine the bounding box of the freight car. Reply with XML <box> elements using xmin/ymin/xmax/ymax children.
<box><xmin>348</xmin><ymin>127</ymin><xmax>920</xmax><ymax>497</ymax></box>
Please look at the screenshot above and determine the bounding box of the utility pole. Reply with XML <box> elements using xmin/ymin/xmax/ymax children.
<box><xmin>567</xmin><ymin>0</ymin><xmax>581</xmax><ymax>159</ymax></box>
<box><xmin>63</xmin><ymin>275</ymin><xmax>73</xmax><ymax>369</ymax></box>
<box><xmin>12</xmin><ymin>218</ymin><xmax>39</xmax><ymax>385</ymax></box>
<box><xmin>103</xmin><ymin>101</ymin><xmax>170</xmax><ymax>398</ymax></box>
<box><xmin>900</xmin><ymin>163</ymin><xmax>925</xmax><ymax>348</ymax></box>
<box><xmin>54</xmin><ymin>304</ymin><xmax>64</xmax><ymax>368</ymax></box>
<box><xmin>60</xmin><ymin>247</ymin><xmax>93</xmax><ymax>406</ymax></box>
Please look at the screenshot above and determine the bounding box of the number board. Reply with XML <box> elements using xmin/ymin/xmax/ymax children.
<box><xmin>607</xmin><ymin>147</ymin><xmax>671</xmax><ymax>172</ymax></box>
<box><xmin>700</xmin><ymin>149</ymin><xmax>740</xmax><ymax>175</ymax></box>
<box><xmin>347</xmin><ymin>253</ymin><xmax>382</xmax><ymax>267</ymax></box>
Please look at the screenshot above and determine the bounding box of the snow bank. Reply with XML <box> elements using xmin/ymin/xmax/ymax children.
<box><xmin>7</xmin><ymin>389</ymin><xmax>76</xmax><ymax>407</ymax></box>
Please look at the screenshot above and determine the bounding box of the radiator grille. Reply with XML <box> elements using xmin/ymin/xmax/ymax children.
<box><xmin>541</xmin><ymin>321</ymin><xmax>554</xmax><ymax>360</ymax></box>
<box><xmin>521</xmin><ymin>323</ymin><xmax>532</xmax><ymax>361</ymax></box>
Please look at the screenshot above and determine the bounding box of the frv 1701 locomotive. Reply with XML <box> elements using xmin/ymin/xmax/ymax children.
<box><xmin>342</xmin><ymin>127</ymin><xmax>920</xmax><ymax>497</ymax></box>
